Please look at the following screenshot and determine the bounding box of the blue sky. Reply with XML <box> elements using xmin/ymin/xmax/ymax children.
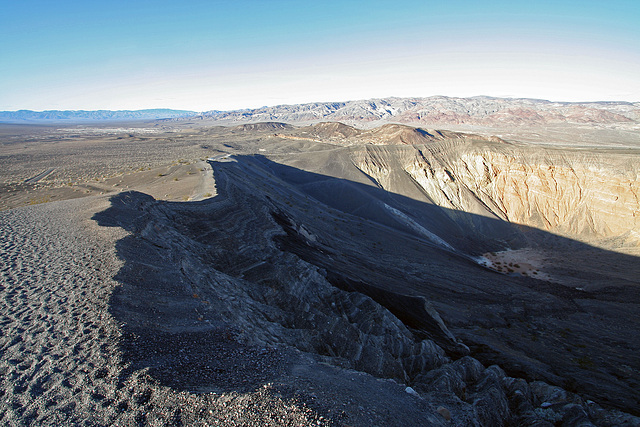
<box><xmin>1</xmin><ymin>0</ymin><xmax>639</xmax><ymax>111</ymax></box>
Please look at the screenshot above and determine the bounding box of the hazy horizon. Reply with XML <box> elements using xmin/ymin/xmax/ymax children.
<box><xmin>2</xmin><ymin>94</ymin><xmax>640</xmax><ymax>115</ymax></box>
<box><xmin>2</xmin><ymin>1</ymin><xmax>639</xmax><ymax>111</ymax></box>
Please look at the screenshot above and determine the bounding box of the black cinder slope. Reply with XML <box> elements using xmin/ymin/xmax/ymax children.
<box><xmin>95</xmin><ymin>153</ymin><xmax>640</xmax><ymax>419</ymax></box>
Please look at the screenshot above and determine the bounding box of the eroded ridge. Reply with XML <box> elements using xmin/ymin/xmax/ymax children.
<box><xmin>91</xmin><ymin>154</ymin><xmax>640</xmax><ymax>424</ymax></box>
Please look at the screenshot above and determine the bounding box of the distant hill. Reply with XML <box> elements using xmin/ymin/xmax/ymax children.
<box><xmin>0</xmin><ymin>109</ymin><xmax>197</xmax><ymax>123</ymax></box>
<box><xmin>196</xmin><ymin>96</ymin><xmax>640</xmax><ymax>126</ymax></box>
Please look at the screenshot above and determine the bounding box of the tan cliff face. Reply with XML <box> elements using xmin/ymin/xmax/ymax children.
<box><xmin>450</xmin><ymin>151</ymin><xmax>638</xmax><ymax>240</ymax></box>
<box><xmin>351</xmin><ymin>141</ymin><xmax>640</xmax><ymax>251</ymax></box>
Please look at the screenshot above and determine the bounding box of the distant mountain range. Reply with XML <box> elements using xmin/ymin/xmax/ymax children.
<box><xmin>0</xmin><ymin>109</ymin><xmax>196</xmax><ymax>123</ymax></box>
<box><xmin>197</xmin><ymin>96</ymin><xmax>640</xmax><ymax>126</ymax></box>
<box><xmin>2</xmin><ymin>96</ymin><xmax>639</xmax><ymax>125</ymax></box>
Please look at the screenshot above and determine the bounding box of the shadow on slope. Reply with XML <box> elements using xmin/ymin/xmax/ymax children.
<box><xmin>93</xmin><ymin>154</ymin><xmax>640</xmax><ymax>414</ymax></box>
<box><xmin>93</xmin><ymin>191</ymin><xmax>293</xmax><ymax>394</ymax></box>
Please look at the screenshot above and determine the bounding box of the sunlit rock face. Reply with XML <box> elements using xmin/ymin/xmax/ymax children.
<box><xmin>349</xmin><ymin>140</ymin><xmax>639</xmax><ymax>251</ymax></box>
<box><xmin>449</xmin><ymin>151</ymin><xmax>638</xmax><ymax>240</ymax></box>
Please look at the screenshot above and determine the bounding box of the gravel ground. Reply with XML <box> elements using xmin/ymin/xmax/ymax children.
<box><xmin>0</xmin><ymin>197</ymin><xmax>331</xmax><ymax>426</ymax></box>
